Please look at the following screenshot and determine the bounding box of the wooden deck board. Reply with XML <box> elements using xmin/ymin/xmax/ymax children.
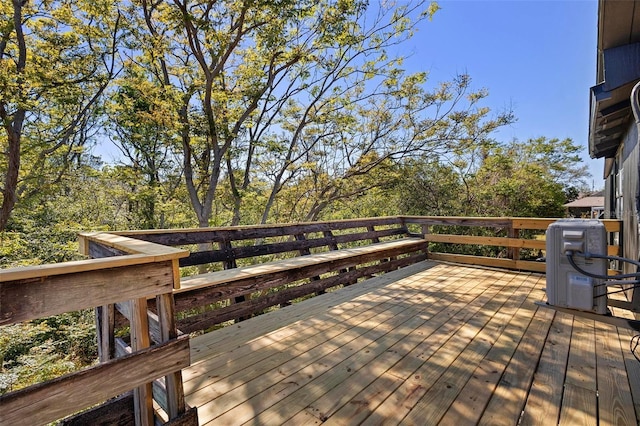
<box><xmin>181</xmin><ymin>261</ymin><xmax>640</xmax><ymax>425</ymax></box>
<box><xmin>382</xmin><ymin>272</ymin><xmax>538</xmax><ymax>425</ymax></box>
<box><xmin>203</xmin><ymin>267</ymin><xmax>486</xmax><ymax>425</ymax></box>
<box><xmin>520</xmin><ymin>312</ymin><xmax>573</xmax><ymax>425</ymax></box>
<box><xmin>293</xmin><ymin>270</ymin><xmax>516</xmax><ymax>424</ymax></box>
<box><xmin>595</xmin><ymin>321</ymin><xmax>637</xmax><ymax>425</ymax></box>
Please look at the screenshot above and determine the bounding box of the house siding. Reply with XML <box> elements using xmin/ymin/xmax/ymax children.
<box><xmin>608</xmin><ymin>120</ymin><xmax>640</xmax><ymax>274</ymax></box>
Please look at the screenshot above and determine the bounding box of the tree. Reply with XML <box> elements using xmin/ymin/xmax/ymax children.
<box><xmin>120</xmin><ymin>0</ymin><xmax>446</xmax><ymax>227</ymax></box>
<box><xmin>473</xmin><ymin>137</ymin><xmax>588</xmax><ymax>217</ymax></box>
<box><xmin>0</xmin><ymin>0</ymin><xmax>122</xmax><ymax>231</ymax></box>
<box><xmin>396</xmin><ymin>136</ymin><xmax>589</xmax><ymax>218</ymax></box>
<box><xmin>107</xmin><ymin>67</ymin><xmax>183</xmax><ymax>229</ymax></box>
<box><xmin>396</xmin><ymin>159</ymin><xmax>464</xmax><ymax>216</ymax></box>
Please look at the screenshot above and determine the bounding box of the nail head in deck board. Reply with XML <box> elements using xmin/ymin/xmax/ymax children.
<box><xmin>0</xmin><ymin>337</ymin><xmax>190</xmax><ymax>426</ymax></box>
<box><xmin>0</xmin><ymin>261</ymin><xmax>174</xmax><ymax>325</ymax></box>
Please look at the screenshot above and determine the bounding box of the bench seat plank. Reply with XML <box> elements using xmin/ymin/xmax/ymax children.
<box><xmin>176</xmin><ymin>238</ymin><xmax>427</xmax><ymax>294</ymax></box>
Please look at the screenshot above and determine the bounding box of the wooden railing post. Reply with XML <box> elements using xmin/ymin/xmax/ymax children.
<box><xmin>295</xmin><ymin>233</ymin><xmax>322</xmax><ymax>297</ymax></box>
<box><xmin>367</xmin><ymin>225</ymin><xmax>381</xmax><ymax>244</ymax></box>
<box><xmin>156</xmin><ymin>293</ymin><xmax>186</xmax><ymax>419</ymax></box>
<box><xmin>421</xmin><ymin>224</ymin><xmax>430</xmax><ymax>239</ymax></box>
<box><xmin>507</xmin><ymin>221</ymin><xmax>520</xmax><ymax>261</ymax></box>
<box><xmin>324</xmin><ymin>230</ymin><xmax>357</xmax><ymax>285</ymax></box>
<box><xmin>219</xmin><ymin>238</ymin><xmax>247</xmax><ymax>321</ymax></box>
<box><xmin>130</xmin><ymin>298</ymin><xmax>154</xmax><ymax>426</ymax></box>
<box><xmin>95</xmin><ymin>304</ymin><xmax>115</xmax><ymax>362</ymax></box>
<box><xmin>421</xmin><ymin>223</ymin><xmax>430</xmax><ymax>260</ymax></box>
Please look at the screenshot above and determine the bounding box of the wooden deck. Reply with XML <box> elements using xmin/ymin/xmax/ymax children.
<box><xmin>182</xmin><ymin>261</ymin><xmax>640</xmax><ymax>425</ymax></box>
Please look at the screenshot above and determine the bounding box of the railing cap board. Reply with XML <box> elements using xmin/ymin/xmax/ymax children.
<box><xmin>0</xmin><ymin>253</ymin><xmax>157</xmax><ymax>283</ymax></box>
<box><xmin>2</xmin><ymin>234</ymin><xmax>188</xmax><ymax>283</ymax></box>
<box><xmin>113</xmin><ymin>216</ymin><xmax>404</xmax><ymax>236</ymax></box>
<box><xmin>400</xmin><ymin>216</ymin><xmax>513</xmax><ymax>227</ymax></box>
<box><xmin>79</xmin><ymin>233</ymin><xmax>189</xmax><ymax>260</ymax></box>
<box><xmin>510</xmin><ymin>218</ymin><xmax>621</xmax><ymax>232</ymax></box>
<box><xmin>1</xmin><ymin>260</ymin><xmax>174</xmax><ymax>324</ymax></box>
<box><xmin>401</xmin><ymin>216</ymin><xmax>622</xmax><ymax>232</ymax></box>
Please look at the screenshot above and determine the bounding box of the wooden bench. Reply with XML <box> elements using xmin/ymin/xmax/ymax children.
<box><xmin>174</xmin><ymin>238</ymin><xmax>427</xmax><ymax>332</ymax></box>
<box><xmin>117</xmin><ymin>217</ymin><xmax>429</xmax><ymax>333</ymax></box>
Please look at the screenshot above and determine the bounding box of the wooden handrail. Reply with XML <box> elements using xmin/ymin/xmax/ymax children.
<box><xmin>400</xmin><ymin>216</ymin><xmax>623</xmax><ymax>274</ymax></box>
<box><xmin>1</xmin><ymin>234</ymin><xmax>187</xmax><ymax>283</ymax></box>
<box><xmin>1</xmin><ymin>234</ymin><xmax>194</xmax><ymax>425</ymax></box>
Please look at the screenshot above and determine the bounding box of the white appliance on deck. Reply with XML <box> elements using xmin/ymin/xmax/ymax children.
<box><xmin>545</xmin><ymin>219</ymin><xmax>608</xmax><ymax>314</ymax></box>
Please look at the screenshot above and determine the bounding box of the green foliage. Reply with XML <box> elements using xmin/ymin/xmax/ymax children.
<box><xmin>472</xmin><ymin>137</ymin><xmax>587</xmax><ymax>217</ymax></box>
<box><xmin>0</xmin><ymin>229</ymin><xmax>80</xmax><ymax>269</ymax></box>
<box><xmin>396</xmin><ymin>160</ymin><xmax>465</xmax><ymax>216</ymax></box>
<box><xmin>396</xmin><ymin>137</ymin><xmax>589</xmax><ymax>219</ymax></box>
<box><xmin>0</xmin><ymin>310</ymin><xmax>96</xmax><ymax>395</ymax></box>
<box><xmin>0</xmin><ymin>0</ymin><xmax>123</xmax><ymax>231</ymax></box>
<box><xmin>392</xmin><ymin>137</ymin><xmax>590</xmax><ymax>258</ymax></box>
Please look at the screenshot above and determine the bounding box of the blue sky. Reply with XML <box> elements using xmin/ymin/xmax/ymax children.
<box><xmin>403</xmin><ymin>0</ymin><xmax>602</xmax><ymax>189</ymax></box>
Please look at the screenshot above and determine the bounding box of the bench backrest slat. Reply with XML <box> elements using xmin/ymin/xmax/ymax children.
<box><xmin>138</xmin><ymin>219</ymin><xmax>411</xmax><ymax>268</ymax></box>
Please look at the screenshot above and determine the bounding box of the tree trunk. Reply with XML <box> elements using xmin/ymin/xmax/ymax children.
<box><xmin>0</xmin><ymin>125</ymin><xmax>22</xmax><ymax>232</ymax></box>
<box><xmin>0</xmin><ymin>1</ymin><xmax>27</xmax><ymax>232</ymax></box>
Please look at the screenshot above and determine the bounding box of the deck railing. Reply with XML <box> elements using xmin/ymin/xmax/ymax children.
<box><xmin>107</xmin><ymin>217</ymin><xmax>429</xmax><ymax>332</ymax></box>
<box><xmin>401</xmin><ymin>216</ymin><xmax>622</xmax><ymax>273</ymax></box>
<box><xmin>0</xmin><ymin>216</ymin><xmax>623</xmax><ymax>425</ymax></box>
<box><xmin>0</xmin><ymin>235</ymin><xmax>196</xmax><ymax>426</ymax></box>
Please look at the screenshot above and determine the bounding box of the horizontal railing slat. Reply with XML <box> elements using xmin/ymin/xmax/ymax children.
<box><xmin>0</xmin><ymin>261</ymin><xmax>175</xmax><ymax>326</ymax></box>
<box><xmin>428</xmin><ymin>253</ymin><xmax>546</xmax><ymax>273</ymax></box>
<box><xmin>115</xmin><ymin>217</ymin><xmax>405</xmax><ymax>246</ymax></box>
<box><xmin>424</xmin><ymin>234</ymin><xmax>546</xmax><ymax>250</ymax></box>
<box><xmin>179</xmin><ymin>227</ymin><xmax>408</xmax><ymax>267</ymax></box>
<box><xmin>424</xmin><ymin>233</ymin><xmax>620</xmax><ymax>255</ymax></box>
<box><xmin>0</xmin><ymin>337</ymin><xmax>190</xmax><ymax>426</ymax></box>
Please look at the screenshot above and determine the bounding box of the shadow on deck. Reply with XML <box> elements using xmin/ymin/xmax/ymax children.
<box><xmin>183</xmin><ymin>261</ymin><xmax>640</xmax><ymax>425</ymax></box>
